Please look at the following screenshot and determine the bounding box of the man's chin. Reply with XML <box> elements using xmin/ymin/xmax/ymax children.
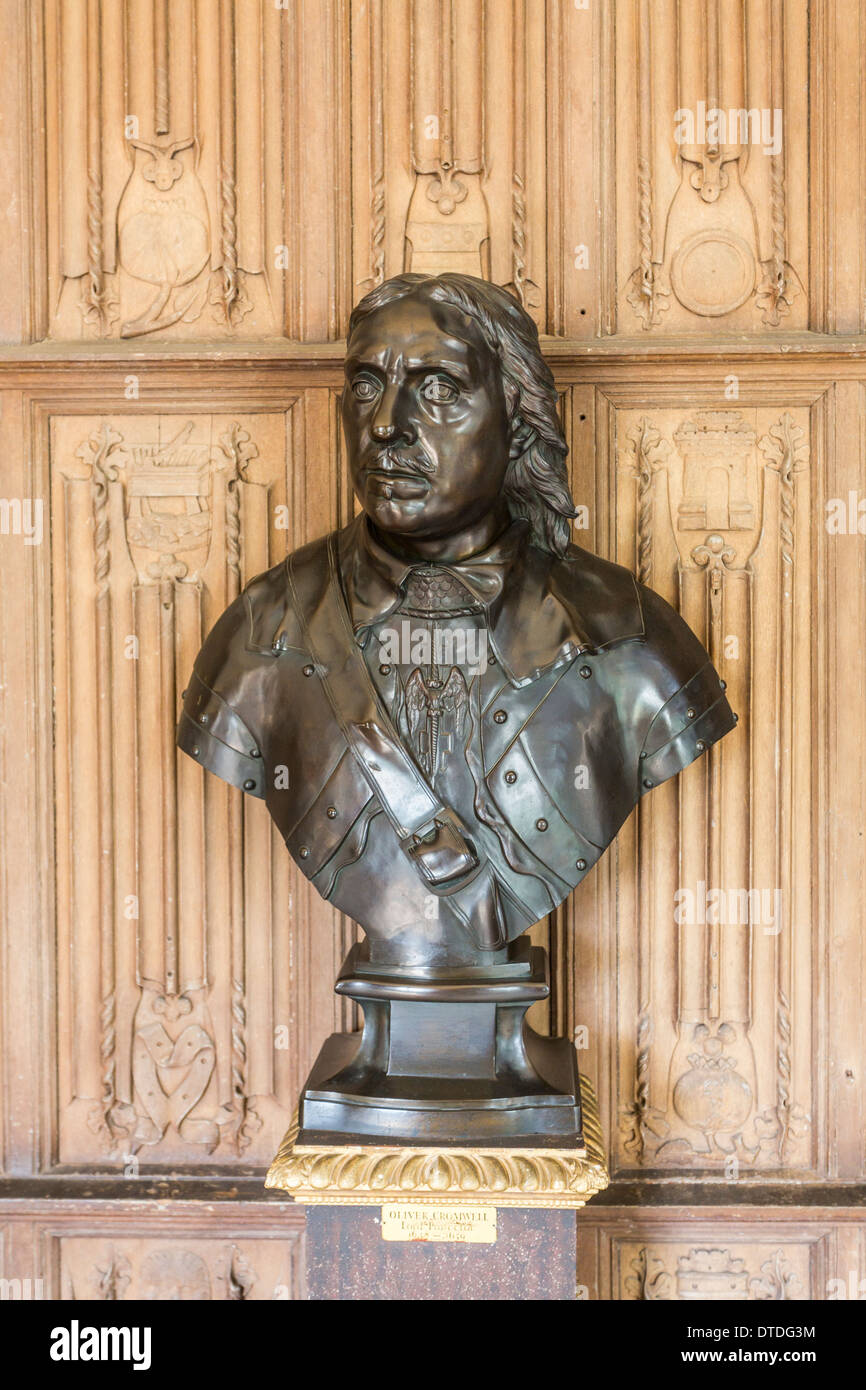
<box><xmin>364</xmin><ymin>496</ymin><xmax>433</xmax><ymax>534</ymax></box>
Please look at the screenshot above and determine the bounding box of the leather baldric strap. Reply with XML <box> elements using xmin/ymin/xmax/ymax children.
<box><xmin>287</xmin><ymin>534</ymin><xmax>481</xmax><ymax>895</ymax></box>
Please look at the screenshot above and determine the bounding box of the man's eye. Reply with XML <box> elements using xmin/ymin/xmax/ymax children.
<box><xmin>420</xmin><ymin>376</ymin><xmax>459</xmax><ymax>404</ymax></box>
<box><xmin>351</xmin><ymin>377</ymin><xmax>380</xmax><ymax>401</ymax></box>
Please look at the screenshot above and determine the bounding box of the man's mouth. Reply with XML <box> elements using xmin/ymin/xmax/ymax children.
<box><xmin>366</xmin><ymin>470</ymin><xmax>429</xmax><ymax>500</ymax></box>
<box><xmin>364</xmin><ymin>450</ymin><xmax>432</xmax><ymax>500</ymax></box>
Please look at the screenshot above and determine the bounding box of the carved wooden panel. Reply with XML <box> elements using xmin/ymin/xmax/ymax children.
<box><xmin>617</xmin><ymin>1240</ymin><xmax>814</xmax><ymax>1301</ymax></box>
<box><xmin>593</xmin><ymin>1219</ymin><xmax>859</xmax><ymax>1302</ymax></box>
<box><xmin>43</xmin><ymin>0</ymin><xmax>350</xmax><ymax>341</ymax></box>
<box><xmin>350</xmin><ymin>0</ymin><xmax>551</xmax><ymax>327</ymax></box>
<box><xmin>3</xmin><ymin>2</ymin><xmax>866</xmax><ymax>343</ymax></box>
<box><xmin>36</xmin><ymin>0</ymin><xmax>610</xmax><ymax>340</ymax></box>
<box><xmin>1</xmin><ymin>0</ymin><xmax>866</xmax><ymax>1301</ymax></box>
<box><xmin>59</xmin><ymin>1235</ymin><xmax>301</xmax><ymax>1300</ymax></box>
<box><xmin>3</xmin><ymin>0</ymin><xmax>860</xmax><ymax>343</ymax></box>
<box><xmin>551</xmin><ymin>385</ymin><xmax>828</xmax><ymax>1181</ymax></box>
<box><xmin>616</xmin><ymin>0</ymin><xmax>810</xmax><ymax>334</ymax></box>
<box><xmin>576</xmin><ymin>1212</ymin><xmax>866</xmax><ymax>1301</ymax></box>
<box><xmin>347</xmin><ymin>0</ymin><xmax>608</xmax><ymax>337</ymax></box>
<box><xmin>609</xmin><ymin>402</ymin><xmax>815</xmax><ymax>1174</ymax></box>
<box><xmin>2</xmin><ymin>1202</ymin><xmax>865</xmax><ymax>1301</ymax></box>
<box><xmin>47</xmin><ymin>402</ymin><xmax>356</xmax><ymax>1168</ymax></box>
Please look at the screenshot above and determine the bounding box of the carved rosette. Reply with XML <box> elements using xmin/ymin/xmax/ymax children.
<box><xmin>266</xmin><ymin>1079</ymin><xmax>608</xmax><ymax>1208</ymax></box>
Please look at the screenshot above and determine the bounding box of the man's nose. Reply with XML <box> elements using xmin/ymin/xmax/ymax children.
<box><xmin>370</xmin><ymin>384</ymin><xmax>416</xmax><ymax>443</ymax></box>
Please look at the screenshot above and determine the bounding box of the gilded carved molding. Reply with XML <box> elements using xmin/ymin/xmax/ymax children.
<box><xmin>266</xmin><ymin>1078</ymin><xmax>608</xmax><ymax>1207</ymax></box>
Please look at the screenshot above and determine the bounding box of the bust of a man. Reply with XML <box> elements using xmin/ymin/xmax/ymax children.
<box><xmin>178</xmin><ymin>272</ymin><xmax>735</xmax><ymax>1144</ymax></box>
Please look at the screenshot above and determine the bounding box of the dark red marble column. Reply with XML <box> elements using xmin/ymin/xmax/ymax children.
<box><xmin>303</xmin><ymin>1205</ymin><xmax>577</xmax><ymax>1301</ymax></box>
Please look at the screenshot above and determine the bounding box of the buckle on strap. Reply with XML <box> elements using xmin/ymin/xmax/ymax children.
<box><xmin>401</xmin><ymin>809</ymin><xmax>479</xmax><ymax>890</ymax></box>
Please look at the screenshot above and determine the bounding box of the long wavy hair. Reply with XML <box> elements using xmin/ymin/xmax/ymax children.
<box><xmin>347</xmin><ymin>273</ymin><xmax>575</xmax><ymax>557</ymax></box>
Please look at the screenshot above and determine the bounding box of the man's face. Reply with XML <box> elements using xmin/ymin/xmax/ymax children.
<box><xmin>341</xmin><ymin>294</ymin><xmax>512</xmax><ymax>541</ymax></box>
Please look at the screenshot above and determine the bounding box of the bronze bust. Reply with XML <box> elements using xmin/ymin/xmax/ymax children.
<box><xmin>178</xmin><ymin>273</ymin><xmax>735</xmax><ymax>1147</ymax></box>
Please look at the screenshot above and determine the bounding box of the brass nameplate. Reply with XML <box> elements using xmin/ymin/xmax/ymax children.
<box><xmin>380</xmin><ymin>1203</ymin><xmax>497</xmax><ymax>1243</ymax></box>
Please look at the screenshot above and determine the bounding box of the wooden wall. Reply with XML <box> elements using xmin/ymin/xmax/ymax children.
<box><xmin>0</xmin><ymin>0</ymin><xmax>864</xmax><ymax>1300</ymax></box>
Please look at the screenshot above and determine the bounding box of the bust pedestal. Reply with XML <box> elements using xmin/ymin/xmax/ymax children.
<box><xmin>266</xmin><ymin>1067</ymin><xmax>608</xmax><ymax>1301</ymax></box>
<box><xmin>266</xmin><ymin>942</ymin><xmax>608</xmax><ymax>1300</ymax></box>
<box><xmin>294</xmin><ymin>941</ymin><xmax>585</xmax><ymax>1146</ymax></box>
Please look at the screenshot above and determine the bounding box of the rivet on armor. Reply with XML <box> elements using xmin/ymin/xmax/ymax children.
<box><xmin>733</xmin><ymin>712</ymin><xmax>739</xmax><ymax>722</ymax></box>
<box><xmin>493</xmin><ymin>709</ymin><xmax>507</xmax><ymax>724</ymax></box>
<box><xmin>504</xmin><ymin>770</ymin><xmax>517</xmax><ymax>785</ymax></box>
<box><xmin>579</xmin><ymin>665</ymin><xmax>592</xmax><ymax>679</ymax></box>
<box><xmin>250</xmin><ymin>748</ymin><xmax>260</xmax><ymax>758</ymax></box>
<box><xmin>687</xmin><ymin>707</ymin><xmax>696</xmax><ymax>719</ymax></box>
<box><xmin>643</xmin><ymin>779</ymin><xmax>653</xmax><ymax>789</ymax></box>
<box><xmin>379</xmin><ymin>663</ymin><xmax>392</xmax><ymax>675</ymax></box>
<box><xmin>303</xmin><ymin>664</ymin><xmax>315</xmax><ymax>677</ymax></box>
<box><xmin>327</xmin><ymin>806</ymin><xmax>338</xmax><ymax>819</ymax></box>
<box><xmin>535</xmin><ymin>818</ymin><xmax>548</xmax><ymax>832</ymax></box>
<box><xmin>696</xmin><ymin>741</ymin><xmax>706</xmax><ymax>753</ymax></box>
<box><xmin>299</xmin><ymin>846</ymin><xmax>310</xmax><ymax>859</ymax></box>
<box><xmin>720</xmin><ymin>679</ymin><xmax>727</xmax><ymax>689</ymax></box>
<box><xmin>243</xmin><ymin>779</ymin><xmax>255</xmax><ymax>791</ymax></box>
<box><xmin>576</xmin><ymin>858</ymin><xmax>587</xmax><ymax>871</ymax></box>
<box><xmin>192</xmin><ymin>746</ymin><xmax>200</xmax><ymax>757</ymax></box>
<box><xmin>199</xmin><ymin>713</ymin><xmax>209</xmax><ymax>725</ymax></box>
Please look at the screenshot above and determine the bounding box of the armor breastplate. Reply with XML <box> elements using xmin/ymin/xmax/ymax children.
<box><xmin>177</xmin><ymin>518</ymin><xmax>737</xmax><ymax>969</ymax></box>
<box><xmin>370</xmin><ymin>565</ymin><xmax>483</xmax><ymax>783</ymax></box>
